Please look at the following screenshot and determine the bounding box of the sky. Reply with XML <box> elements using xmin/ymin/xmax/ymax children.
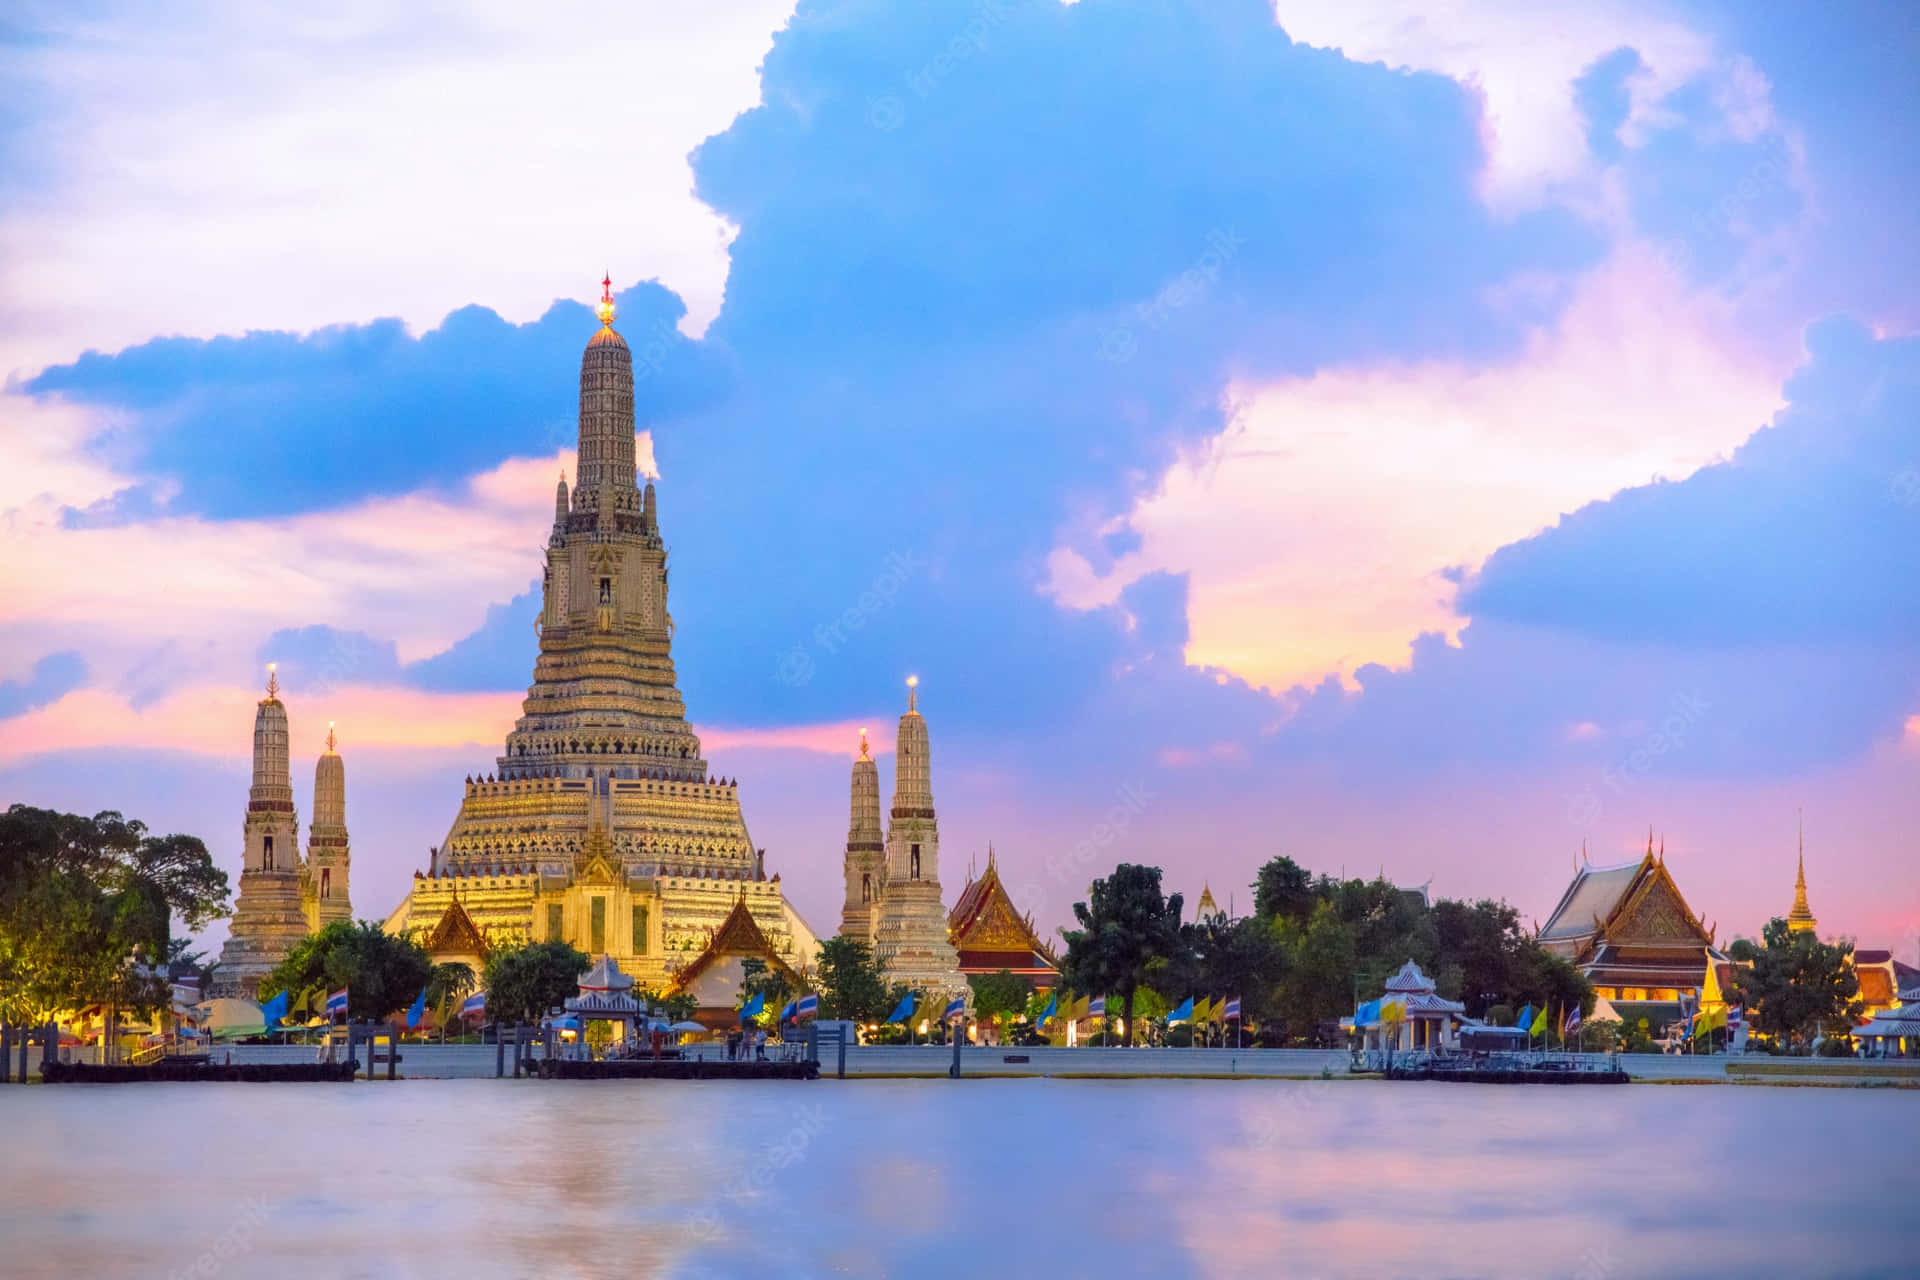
<box><xmin>1</xmin><ymin>0</ymin><xmax>1916</xmax><ymax>960</ymax></box>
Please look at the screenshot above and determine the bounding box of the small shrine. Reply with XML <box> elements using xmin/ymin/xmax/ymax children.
<box><xmin>1352</xmin><ymin>960</ymin><xmax>1465</xmax><ymax>1053</ymax></box>
<box><xmin>563</xmin><ymin>954</ymin><xmax>645</xmax><ymax>1045</ymax></box>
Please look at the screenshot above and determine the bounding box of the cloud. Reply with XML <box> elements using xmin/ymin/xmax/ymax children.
<box><xmin>1044</xmin><ymin>247</ymin><xmax>1787</xmax><ymax>690</ymax></box>
<box><xmin>23</xmin><ymin>285</ymin><xmax>721</xmax><ymax>519</ymax></box>
<box><xmin>0</xmin><ymin>651</ymin><xmax>88</xmax><ymax>719</ymax></box>
<box><xmin>1462</xmin><ymin>319</ymin><xmax>1920</xmax><ymax>650</ymax></box>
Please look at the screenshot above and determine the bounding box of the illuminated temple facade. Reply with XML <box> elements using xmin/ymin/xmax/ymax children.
<box><xmin>1538</xmin><ymin>839</ymin><xmax>1725</xmax><ymax>1026</ymax></box>
<box><xmin>212</xmin><ymin>672</ymin><xmax>353</xmax><ymax>996</ymax></box>
<box><xmin>382</xmin><ymin>280</ymin><xmax>818</xmax><ymax>987</ymax></box>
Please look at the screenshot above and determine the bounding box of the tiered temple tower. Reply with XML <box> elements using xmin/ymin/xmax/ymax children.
<box><xmin>1787</xmin><ymin>816</ymin><xmax>1818</xmax><ymax>936</ymax></box>
<box><xmin>213</xmin><ymin>667</ymin><xmax>313</xmax><ymax>995</ymax></box>
<box><xmin>304</xmin><ymin>723</ymin><xmax>352</xmax><ymax>929</ymax></box>
<box><xmin>383</xmin><ymin>277</ymin><xmax>817</xmax><ymax>988</ymax></box>
<box><xmin>838</xmin><ymin>729</ymin><xmax>885</xmax><ymax>944</ymax></box>
<box><xmin>870</xmin><ymin>678</ymin><xmax>966</xmax><ymax>998</ymax></box>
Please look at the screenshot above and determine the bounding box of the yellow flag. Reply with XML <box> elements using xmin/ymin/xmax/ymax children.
<box><xmin>1529</xmin><ymin>1005</ymin><xmax>1549</xmax><ymax>1036</ymax></box>
<box><xmin>1070</xmin><ymin>994</ymin><xmax>1090</xmax><ymax>1020</ymax></box>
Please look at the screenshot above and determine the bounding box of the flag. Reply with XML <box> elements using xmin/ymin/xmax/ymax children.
<box><xmin>259</xmin><ymin>989</ymin><xmax>290</xmax><ymax>1028</ymax></box>
<box><xmin>1354</xmin><ymin>998</ymin><xmax>1380</xmax><ymax>1025</ymax></box>
<box><xmin>460</xmin><ymin>990</ymin><xmax>487</xmax><ymax>1020</ymax></box>
<box><xmin>406</xmin><ymin>988</ymin><xmax>427</xmax><ymax>1029</ymax></box>
<box><xmin>1528</xmin><ymin>1005</ymin><xmax>1548</xmax><ymax>1037</ymax></box>
<box><xmin>325</xmin><ymin>988</ymin><xmax>349</xmax><ymax>1017</ymax></box>
<box><xmin>739</xmin><ymin>992</ymin><xmax>765</xmax><ymax>1023</ymax></box>
<box><xmin>885</xmin><ymin>993</ymin><xmax>916</xmax><ymax>1024</ymax></box>
<box><xmin>1070</xmin><ymin>994</ymin><xmax>1090</xmax><ymax>1020</ymax></box>
<box><xmin>1036</xmin><ymin>993</ymin><xmax>1057</xmax><ymax>1028</ymax></box>
<box><xmin>796</xmin><ymin>993</ymin><xmax>819</xmax><ymax>1021</ymax></box>
<box><xmin>1515</xmin><ymin>1003</ymin><xmax>1533</xmax><ymax>1032</ymax></box>
<box><xmin>1168</xmin><ymin>996</ymin><xmax>1194</xmax><ymax>1025</ymax></box>
<box><xmin>1088</xmin><ymin>996</ymin><xmax>1107</xmax><ymax>1018</ymax></box>
<box><xmin>1563</xmin><ymin>1005</ymin><xmax>1583</xmax><ymax>1037</ymax></box>
<box><xmin>1224</xmin><ymin>996</ymin><xmax>1241</xmax><ymax>1020</ymax></box>
<box><xmin>943</xmin><ymin>994</ymin><xmax>966</xmax><ymax>1022</ymax></box>
<box><xmin>778</xmin><ymin>1000</ymin><xmax>797</xmax><ymax>1023</ymax></box>
<box><xmin>1381</xmin><ymin>999</ymin><xmax>1406</xmax><ymax>1024</ymax></box>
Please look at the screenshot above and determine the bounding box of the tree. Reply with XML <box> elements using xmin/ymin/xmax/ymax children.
<box><xmin>968</xmin><ymin>969</ymin><xmax>1033</xmax><ymax>1039</ymax></box>
<box><xmin>1060</xmin><ymin>864</ymin><xmax>1183</xmax><ymax>1045</ymax></box>
<box><xmin>737</xmin><ymin>956</ymin><xmax>795</xmax><ymax>1024</ymax></box>
<box><xmin>0</xmin><ymin>805</ymin><xmax>229</xmax><ymax>1022</ymax></box>
<box><xmin>424</xmin><ymin>961</ymin><xmax>476</xmax><ymax>1031</ymax></box>
<box><xmin>264</xmin><ymin>921</ymin><xmax>432</xmax><ymax>1021</ymax></box>
<box><xmin>482</xmin><ymin>940</ymin><xmax>589</xmax><ymax>1025</ymax></box>
<box><xmin>1731</xmin><ymin>918</ymin><xmax>1864</xmax><ymax>1051</ymax></box>
<box><xmin>815</xmin><ymin>936</ymin><xmax>891</xmax><ymax>1022</ymax></box>
<box><xmin>1252</xmin><ymin>855</ymin><xmax>1315</xmax><ymax>923</ymax></box>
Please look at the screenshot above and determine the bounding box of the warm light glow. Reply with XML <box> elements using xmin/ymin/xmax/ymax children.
<box><xmin>906</xmin><ymin>675</ymin><xmax>918</xmax><ymax>688</ymax></box>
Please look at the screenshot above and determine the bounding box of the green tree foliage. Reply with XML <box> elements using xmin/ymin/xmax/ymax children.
<box><xmin>424</xmin><ymin>961</ymin><xmax>476</xmax><ymax>1027</ymax></box>
<box><xmin>968</xmin><ymin>969</ymin><xmax>1033</xmax><ymax>1035</ymax></box>
<box><xmin>479</xmin><ymin>939</ymin><xmax>588</xmax><ymax>1025</ymax></box>
<box><xmin>1730</xmin><ymin>918</ymin><xmax>1865</xmax><ymax>1051</ymax></box>
<box><xmin>1060</xmin><ymin>863</ymin><xmax>1183</xmax><ymax>1045</ymax></box>
<box><xmin>0</xmin><ymin>805</ymin><xmax>230</xmax><ymax>1021</ymax></box>
<box><xmin>814</xmin><ymin>936</ymin><xmax>891</xmax><ymax>1022</ymax></box>
<box><xmin>1252</xmin><ymin>855</ymin><xmax>1315</xmax><ymax>923</ymax></box>
<box><xmin>264</xmin><ymin>920</ymin><xmax>432</xmax><ymax>1021</ymax></box>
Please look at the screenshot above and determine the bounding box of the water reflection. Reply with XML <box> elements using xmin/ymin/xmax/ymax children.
<box><xmin>0</xmin><ymin>1079</ymin><xmax>1913</xmax><ymax>1278</ymax></box>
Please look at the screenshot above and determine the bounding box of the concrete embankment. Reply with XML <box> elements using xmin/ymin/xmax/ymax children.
<box><xmin>206</xmin><ymin>1043</ymin><xmax>1918</xmax><ymax>1085</ymax></box>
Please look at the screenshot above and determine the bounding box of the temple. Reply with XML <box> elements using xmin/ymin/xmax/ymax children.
<box><xmin>382</xmin><ymin>278</ymin><xmax>818</xmax><ymax>985</ymax></box>
<box><xmin>846</xmin><ymin>680</ymin><xmax>968</xmax><ymax>1002</ymax></box>
<box><xmin>1537</xmin><ymin>837</ymin><xmax>1726</xmax><ymax>1029</ymax></box>
<box><xmin>212</xmin><ymin>668</ymin><xmax>354</xmax><ymax>995</ymax></box>
<box><xmin>669</xmin><ymin>896</ymin><xmax>805</xmax><ymax>1027</ymax></box>
<box><xmin>946</xmin><ymin>847</ymin><xmax>1059</xmax><ymax>989</ymax></box>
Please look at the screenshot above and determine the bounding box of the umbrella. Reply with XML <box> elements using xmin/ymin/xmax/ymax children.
<box><xmin>197</xmin><ymin>998</ymin><xmax>266</xmax><ymax>1040</ymax></box>
<box><xmin>670</xmin><ymin>1021</ymin><xmax>708</xmax><ymax>1034</ymax></box>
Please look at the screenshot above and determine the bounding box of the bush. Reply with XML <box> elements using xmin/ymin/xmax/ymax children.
<box><xmin>1815</xmin><ymin>1035</ymin><xmax>1855</xmax><ymax>1058</ymax></box>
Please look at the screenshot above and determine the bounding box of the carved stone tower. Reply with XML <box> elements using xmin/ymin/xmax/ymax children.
<box><xmin>871</xmin><ymin>679</ymin><xmax>966</xmax><ymax>998</ymax></box>
<box><xmin>214</xmin><ymin>666</ymin><xmax>312</xmax><ymax>995</ymax></box>
<box><xmin>306</xmin><ymin>723</ymin><xmax>352</xmax><ymax>929</ymax></box>
<box><xmin>839</xmin><ymin>728</ymin><xmax>885</xmax><ymax>945</ymax></box>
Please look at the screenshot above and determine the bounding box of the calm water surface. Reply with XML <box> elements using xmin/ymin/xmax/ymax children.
<box><xmin>2</xmin><ymin>1079</ymin><xmax>1914</xmax><ymax>1279</ymax></box>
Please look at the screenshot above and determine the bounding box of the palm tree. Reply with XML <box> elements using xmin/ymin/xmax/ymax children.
<box><xmin>424</xmin><ymin>962</ymin><xmax>476</xmax><ymax>1043</ymax></box>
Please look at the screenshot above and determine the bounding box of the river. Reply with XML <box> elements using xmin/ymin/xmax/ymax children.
<box><xmin>2</xmin><ymin>1078</ymin><xmax>1913</xmax><ymax>1278</ymax></box>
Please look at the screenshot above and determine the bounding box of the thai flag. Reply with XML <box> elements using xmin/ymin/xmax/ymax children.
<box><xmin>1563</xmin><ymin>1006</ymin><xmax>1582</xmax><ymax>1036</ymax></box>
<box><xmin>796</xmin><ymin>993</ymin><xmax>819</xmax><ymax>1021</ymax></box>
<box><xmin>460</xmin><ymin>990</ymin><xmax>487</xmax><ymax>1019</ymax></box>
<box><xmin>1224</xmin><ymin>996</ymin><xmax>1242</xmax><ymax>1020</ymax></box>
<box><xmin>325</xmin><ymin>988</ymin><xmax>349</xmax><ymax>1017</ymax></box>
<box><xmin>1087</xmin><ymin>996</ymin><xmax>1106</xmax><ymax>1018</ymax></box>
<box><xmin>943</xmin><ymin>995</ymin><xmax>966</xmax><ymax>1021</ymax></box>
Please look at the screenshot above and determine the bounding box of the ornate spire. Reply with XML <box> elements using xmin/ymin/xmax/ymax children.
<box><xmin>325</xmin><ymin>721</ymin><xmax>337</xmax><ymax>753</ymax></box>
<box><xmin>595</xmin><ymin>271</ymin><xmax>616</xmax><ymax>327</ymax></box>
<box><xmin>906</xmin><ymin>674</ymin><xmax>918</xmax><ymax>713</ymax></box>
<box><xmin>859</xmin><ymin>727</ymin><xmax>870</xmax><ymax>760</ymax></box>
<box><xmin>266</xmin><ymin>662</ymin><xmax>279</xmax><ymax>699</ymax></box>
<box><xmin>1788</xmin><ymin>811</ymin><xmax>1817</xmax><ymax>933</ymax></box>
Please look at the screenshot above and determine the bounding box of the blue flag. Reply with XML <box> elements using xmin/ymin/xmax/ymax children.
<box><xmin>406</xmin><ymin>988</ymin><xmax>427</xmax><ymax>1029</ymax></box>
<box><xmin>739</xmin><ymin>992</ymin><xmax>765</xmax><ymax>1023</ymax></box>
<box><xmin>1168</xmin><ymin>996</ymin><xmax>1195</xmax><ymax>1025</ymax></box>
<box><xmin>1515</xmin><ymin>1003</ymin><xmax>1533</xmax><ymax>1033</ymax></box>
<box><xmin>1036</xmin><ymin>992</ymin><xmax>1057</xmax><ymax>1028</ymax></box>
<box><xmin>885</xmin><ymin>993</ymin><xmax>916</xmax><ymax>1025</ymax></box>
<box><xmin>259</xmin><ymin>989</ymin><xmax>290</xmax><ymax>1028</ymax></box>
<box><xmin>778</xmin><ymin>999</ymin><xmax>797</xmax><ymax>1023</ymax></box>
